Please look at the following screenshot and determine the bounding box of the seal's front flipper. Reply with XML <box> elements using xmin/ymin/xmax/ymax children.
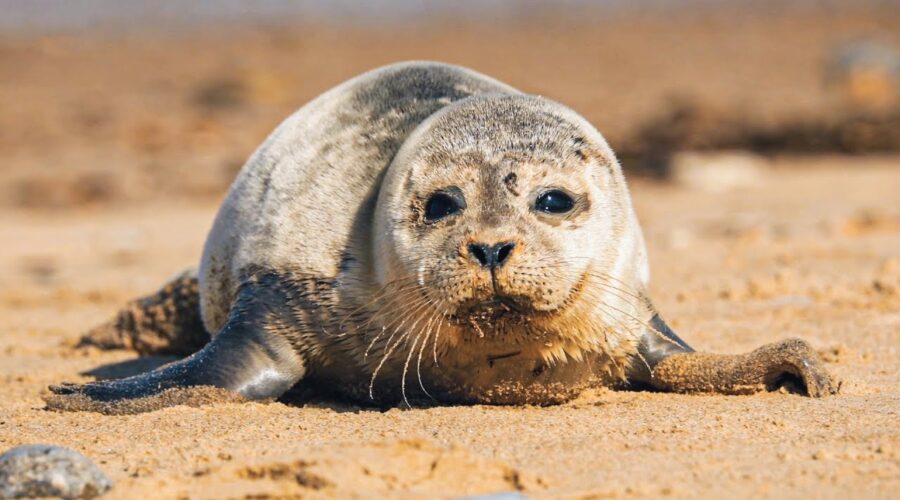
<box><xmin>46</xmin><ymin>278</ymin><xmax>308</xmax><ymax>414</ymax></box>
<box><xmin>77</xmin><ymin>269</ymin><xmax>209</xmax><ymax>356</ymax></box>
<box><xmin>649</xmin><ymin>338</ymin><xmax>840</xmax><ymax>398</ymax></box>
<box><xmin>625</xmin><ymin>313</ymin><xmax>694</xmax><ymax>385</ymax></box>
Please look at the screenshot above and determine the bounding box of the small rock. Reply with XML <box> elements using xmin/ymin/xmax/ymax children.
<box><xmin>0</xmin><ymin>444</ymin><xmax>112</xmax><ymax>499</ymax></box>
<box><xmin>457</xmin><ymin>493</ymin><xmax>527</xmax><ymax>500</ymax></box>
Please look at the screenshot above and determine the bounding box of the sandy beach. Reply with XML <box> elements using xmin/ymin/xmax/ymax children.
<box><xmin>1</xmin><ymin>4</ymin><xmax>899</xmax><ymax>498</ymax></box>
<box><xmin>0</xmin><ymin>155</ymin><xmax>896</xmax><ymax>497</ymax></box>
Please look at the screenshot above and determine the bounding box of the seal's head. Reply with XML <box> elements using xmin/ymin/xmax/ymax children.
<box><xmin>374</xmin><ymin>94</ymin><xmax>649</xmax><ymax>364</ymax></box>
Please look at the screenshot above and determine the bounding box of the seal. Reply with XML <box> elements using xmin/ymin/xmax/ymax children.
<box><xmin>48</xmin><ymin>61</ymin><xmax>839</xmax><ymax>414</ymax></box>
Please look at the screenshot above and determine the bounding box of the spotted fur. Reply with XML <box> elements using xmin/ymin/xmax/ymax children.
<box><xmin>50</xmin><ymin>61</ymin><xmax>699</xmax><ymax>410</ymax></box>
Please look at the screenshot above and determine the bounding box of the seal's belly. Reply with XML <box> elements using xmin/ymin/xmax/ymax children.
<box><xmin>312</xmin><ymin>350</ymin><xmax>607</xmax><ymax>406</ymax></box>
<box><xmin>427</xmin><ymin>353</ymin><xmax>605</xmax><ymax>405</ymax></box>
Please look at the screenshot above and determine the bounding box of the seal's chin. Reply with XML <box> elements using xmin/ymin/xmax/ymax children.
<box><xmin>450</xmin><ymin>294</ymin><xmax>539</xmax><ymax>327</ymax></box>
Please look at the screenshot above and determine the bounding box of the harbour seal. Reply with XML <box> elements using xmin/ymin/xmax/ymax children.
<box><xmin>48</xmin><ymin>61</ymin><xmax>839</xmax><ymax>413</ymax></box>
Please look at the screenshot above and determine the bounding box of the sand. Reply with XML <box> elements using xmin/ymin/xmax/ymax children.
<box><xmin>0</xmin><ymin>156</ymin><xmax>896</xmax><ymax>498</ymax></box>
<box><xmin>1</xmin><ymin>5</ymin><xmax>899</xmax><ymax>498</ymax></box>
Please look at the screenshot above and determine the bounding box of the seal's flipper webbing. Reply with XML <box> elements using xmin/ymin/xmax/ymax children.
<box><xmin>77</xmin><ymin>269</ymin><xmax>210</xmax><ymax>356</ymax></box>
<box><xmin>47</xmin><ymin>277</ymin><xmax>308</xmax><ymax>414</ymax></box>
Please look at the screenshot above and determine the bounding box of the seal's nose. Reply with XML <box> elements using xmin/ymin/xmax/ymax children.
<box><xmin>468</xmin><ymin>242</ymin><xmax>516</xmax><ymax>269</ymax></box>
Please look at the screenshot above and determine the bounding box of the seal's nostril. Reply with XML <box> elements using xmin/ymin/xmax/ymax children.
<box><xmin>468</xmin><ymin>243</ymin><xmax>490</xmax><ymax>267</ymax></box>
<box><xmin>469</xmin><ymin>242</ymin><xmax>515</xmax><ymax>268</ymax></box>
<box><xmin>494</xmin><ymin>242</ymin><xmax>515</xmax><ymax>266</ymax></box>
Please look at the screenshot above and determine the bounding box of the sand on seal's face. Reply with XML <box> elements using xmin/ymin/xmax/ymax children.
<box><xmin>1</xmin><ymin>157</ymin><xmax>898</xmax><ymax>497</ymax></box>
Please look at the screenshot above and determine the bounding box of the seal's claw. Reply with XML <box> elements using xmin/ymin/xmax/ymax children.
<box><xmin>48</xmin><ymin>376</ymin><xmax>167</xmax><ymax>402</ymax></box>
<box><xmin>48</xmin><ymin>381</ymin><xmax>109</xmax><ymax>396</ymax></box>
<box><xmin>48</xmin><ymin>383</ymin><xmax>79</xmax><ymax>395</ymax></box>
<box><xmin>762</xmin><ymin>338</ymin><xmax>841</xmax><ymax>397</ymax></box>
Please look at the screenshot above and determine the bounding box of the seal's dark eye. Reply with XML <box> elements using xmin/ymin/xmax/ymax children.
<box><xmin>535</xmin><ymin>190</ymin><xmax>575</xmax><ymax>214</ymax></box>
<box><xmin>425</xmin><ymin>191</ymin><xmax>463</xmax><ymax>221</ymax></box>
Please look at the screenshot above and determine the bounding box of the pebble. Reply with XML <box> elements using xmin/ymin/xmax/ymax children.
<box><xmin>0</xmin><ymin>444</ymin><xmax>112</xmax><ymax>499</ymax></box>
<box><xmin>458</xmin><ymin>493</ymin><xmax>527</xmax><ymax>500</ymax></box>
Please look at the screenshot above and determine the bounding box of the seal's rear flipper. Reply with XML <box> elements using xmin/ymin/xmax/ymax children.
<box><xmin>77</xmin><ymin>269</ymin><xmax>210</xmax><ymax>356</ymax></box>
<box><xmin>48</xmin><ymin>279</ymin><xmax>308</xmax><ymax>414</ymax></box>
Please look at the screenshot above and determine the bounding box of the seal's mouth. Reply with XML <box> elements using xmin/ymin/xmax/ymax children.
<box><xmin>442</xmin><ymin>267</ymin><xmax>592</xmax><ymax>341</ymax></box>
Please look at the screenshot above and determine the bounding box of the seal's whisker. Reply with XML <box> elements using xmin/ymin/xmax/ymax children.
<box><xmin>364</xmin><ymin>293</ymin><xmax>433</xmax><ymax>358</ymax></box>
<box><xmin>583</xmin><ymin>300</ymin><xmax>647</xmax><ymax>379</ymax></box>
<box><xmin>415</xmin><ymin>308</ymin><xmax>441</xmax><ymax>401</ymax></box>
<box><xmin>527</xmin><ymin>259</ymin><xmax>685</xmax><ymax>353</ymax></box>
<box><xmin>357</xmin><ymin>291</ymin><xmax>428</xmax><ymax>338</ymax></box>
<box><xmin>360</xmin><ymin>283</ymin><xmax>432</xmax><ymax>326</ymax></box>
<box><xmin>398</xmin><ymin>294</ymin><xmax>444</xmax><ymax>407</ymax></box>
<box><xmin>577</xmin><ymin>284</ymin><xmax>683</xmax><ymax>352</ymax></box>
<box><xmin>369</xmin><ymin>330</ymin><xmax>411</xmax><ymax>400</ymax></box>
<box><xmin>564</xmin><ymin>297</ymin><xmax>629</xmax><ymax>370</ymax></box>
<box><xmin>353</xmin><ymin>289</ymin><xmax>430</xmax><ymax>337</ymax></box>
<box><xmin>532</xmin><ymin>257</ymin><xmax>647</xmax><ymax>303</ymax></box>
<box><xmin>363</xmin><ymin>326</ymin><xmax>388</xmax><ymax>359</ymax></box>
<box><xmin>369</xmin><ymin>285</ymin><xmax>436</xmax><ymax>399</ymax></box>
<box><xmin>336</xmin><ymin>273</ymin><xmax>423</xmax><ymax>329</ymax></box>
<box><xmin>583</xmin><ymin>283</ymin><xmax>685</xmax><ymax>350</ymax></box>
<box><xmin>432</xmin><ymin>313</ymin><xmax>447</xmax><ymax>366</ymax></box>
<box><xmin>362</xmin><ymin>292</ymin><xmax>432</xmax><ymax>358</ymax></box>
<box><xmin>588</xmin><ymin>273</ymin><xmax>650</xmax><ymax>303</ymax></box>
<box><xmin>400</xmin><ymin>333</ymin><xmax>420</xmax><ymax>409</ymax></box>
<box><xmin>343</xmin><ymin>282</ymin><xmax>427</xmax><ymax>334</ymax></box>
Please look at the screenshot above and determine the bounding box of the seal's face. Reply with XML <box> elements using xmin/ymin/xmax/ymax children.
<box><xmin>408</xmin><ymin>154</ymin><xmax>599</xmax><ymax>319</ymax></box>
<box><xmin>374</xmin><ymin>95</ymin><xmax>645</xmax><ymax>364</ymax></box>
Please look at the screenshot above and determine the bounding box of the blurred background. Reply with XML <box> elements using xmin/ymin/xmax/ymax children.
<box><xmin>1</xmin><ymin>0</ymin><xmax>898</xmax><ymax>209</ymax></box>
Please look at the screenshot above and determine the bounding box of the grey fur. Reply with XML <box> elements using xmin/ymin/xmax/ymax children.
<box><xmin>199</xmin><ymin>62</ymin><xmax>518</xmax><ymax>333</ymax></box>
<box><xmin>52</xmin><ymin>61</ymin><xmax>699</xmax><ymax>409</ymax></box>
